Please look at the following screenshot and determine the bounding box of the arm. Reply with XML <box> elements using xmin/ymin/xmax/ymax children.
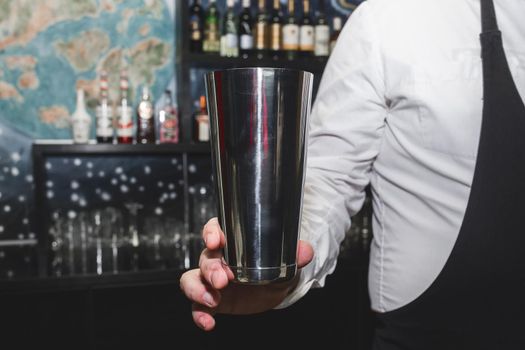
<box><xmin>277</xmin><ymin>1</ymin><xmax>388</xmax><ymax>308</ymax></box>
<box><xmin>179</xmin><ymin>1</ymin><xmax>387</xmax><ymax>330</ymax></box>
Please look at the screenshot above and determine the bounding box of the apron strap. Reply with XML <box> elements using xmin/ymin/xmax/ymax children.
<box><xmin>481</xmin><ymin>0</ymin><xmax>499</xmax><ymax>33</ymax></box>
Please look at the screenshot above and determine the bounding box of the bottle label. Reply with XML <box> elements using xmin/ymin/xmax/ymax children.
<box><xmin>204</xmin><ymin>21</ymin><xmax>220</xmax><ymax>52</ymax></box>
<box><xmin>159</xmin><ymin>109</ymin><xmax>179</xmax><ymax>143</ymax></box>
<box><xmin>138</xmin><ymin>101</ymin><xmax>153</xmax><ymax>120</ymax></box>
<box><xmin>221</xmin><ymin>34</ymin><xmax>239</xmax><ymax>57</ymax></box>
<box><xmin>299</xmin><ymin>25</ymin><xmax>314</xmax><ymax>51</ymax></box>
<box><xmin>96</xmin><ymin>103</ymin><xmax>113</xmax><ymax>137</ymax></box>
<box><xmin>72</xmin><ymin>118</ymin><xmax>91</xmax><ymax>144</ymax></box>
<box><xmin>225</xmin><ymin>33</ymin><xmax>238</xmax><ymax>49</ymax></box>
<box><xmin>255</xmin><ymin>22</ymin><xmax>267</xmax><ymax>50</ymax></box>
<box><xmin>190</xmin><ymin>15</ymin><xmax>201</xmax><ymax>40</ymax></box>
<box><xmin>314</xmin><ymin>25</ymin><xmax>330</xmax><ymax>56</ymax></box>
<box><xmin>270</xmin><ymin>23</ymin><xmax>281</xmax><ymax>51</ymax></box>
<box><xmin>117</xmin><ymin>104</ymin><xmax>133</xmax><ymax>137</ymax></box>
<box><xmin>282</xmin><ymin>24</ymin><xmax>299</xmax><ymax>50</ymax></box>
<box><xmin>240</xmin><ymin>34</ymin><xmax>254</xmax><ymax>50</ymax></box>
<box><xmin>197</xmin><ymin>116</ymin><xmax>210</xmax><ymax>142</ymax></box>
<box><xmin>206</xmin><ymin>23</ymin><xmax>218</xmax><ymax>40</ymax></box>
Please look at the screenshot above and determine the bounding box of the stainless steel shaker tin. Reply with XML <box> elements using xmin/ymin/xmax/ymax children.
<box><xmin>205</xmin><ymin>67</ymin><xmax>313</xmax><ymax>284</ymax></box>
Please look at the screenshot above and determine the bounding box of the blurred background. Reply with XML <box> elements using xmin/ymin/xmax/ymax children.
<box><xmin>0</xmin><ymin>1</ymin><xmax>374</xmax><ymax>349</ymax></box>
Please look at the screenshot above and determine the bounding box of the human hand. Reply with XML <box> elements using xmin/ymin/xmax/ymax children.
<box><xmin>179</xmin><ymin>217</ymin><xmax>314</xmax><ymax>331</ymax></box>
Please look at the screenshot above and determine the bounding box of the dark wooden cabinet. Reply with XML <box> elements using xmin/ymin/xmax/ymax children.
<box><xmin>0</xmin><ymin>258</ymin><xmax>374</xmax><ymax>350</ymax></box>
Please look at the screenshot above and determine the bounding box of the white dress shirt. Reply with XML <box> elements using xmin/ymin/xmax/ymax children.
<box><xmin>277</xmin><ymin>0</ymin><xmax>525</xmax><ymax>312</ymax></box>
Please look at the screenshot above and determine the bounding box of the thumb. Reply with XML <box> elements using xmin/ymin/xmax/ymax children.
<box><xmin>297</xmin><ymin>240</ymin><xmax>314</xmax><ymax>269</ymax></box>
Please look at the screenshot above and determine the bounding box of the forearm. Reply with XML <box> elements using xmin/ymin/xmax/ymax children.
<box><xmin>274</xmin><ymin>0</ymin><xmax>387</xmax><ymax>309</ymax></box>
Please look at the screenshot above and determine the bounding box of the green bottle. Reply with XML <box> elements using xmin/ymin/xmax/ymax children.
<box><xmin>203</xmin><ymin>0</ymin><xmax>220</xmax><ymax>53</ymax></box>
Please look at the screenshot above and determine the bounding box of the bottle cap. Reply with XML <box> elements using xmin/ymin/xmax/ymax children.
<box><xmin>76</xmin><ymin>89</ymin><xmax>85</xmax><ymax>104</ymax></box>
<box><xmin>100</xmin><ymin>71</ymin><xmax>109</xmax><ymax>91</ymax></box>
<box><xmin>120</xmin><ymin>71</ymin><xmax>129</xmax><ymax>90</ymax></box>
<box><xmin>142</xmin><ymin>86</ymin><xmax>150</xmax><ymax>99</ymax></box>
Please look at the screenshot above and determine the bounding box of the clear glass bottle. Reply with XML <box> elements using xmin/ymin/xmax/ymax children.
<box><xmin>158</xmin><ymin>89</ymin><xmax>179</xmax><ymax>144</ymax></box>
<box><xmin>71</xmin><ymin>89</ymin><xmax>92</xmax><ymax>144</ymax></box>
<box><xmin>220</xmin><ymin>0</ymin><xmax>239</xmax><ymax>57</ymax></box>
<box><xmin>116</xmin><ymin>70</ymin><xmax>133</xmax><ymax>144</ymax></box>
<box><xmin>95</xmin><ymin>70</ymin><xmax>114</xmax><ymax>144</ymax></box>
<box><xmin>136</xmin><ymin>86</ymin><xmax>155</xmax><ymax>144</ymax></box>
<box><xmin>194</xmin><ymin>95</ymin><xmax>209</xmax><ymax>143</ymax></box>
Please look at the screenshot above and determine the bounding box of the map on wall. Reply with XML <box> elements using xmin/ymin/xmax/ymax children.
<box><xmin>0</xmin><ymin>0</ymin><xmax>174</xmax><ymax>139</ymax></box>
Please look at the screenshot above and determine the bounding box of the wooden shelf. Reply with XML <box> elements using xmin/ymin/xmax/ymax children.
<box><xmin>0</xmin><ymin>254</ymin><xmax>368</xmax><ymax>294</ymax></box>
<box><xmin>183</xmin><ymin>52</ymin><xmax>328</xmax><ymax>73</ymax></box>
<box><xmin>0</xmin><ymin>268</ymin><xmax>184</xmax><ymax>294</ymax></box>
<box><xmin>32</xmin><ymin>141</ymin><xmax>211</xmax><ymax>156</ymax></box>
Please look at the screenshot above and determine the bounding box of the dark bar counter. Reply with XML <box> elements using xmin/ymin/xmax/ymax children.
<box><xmin>0</xmin><ymin>139</ymin><xmax>374</xmax><ymax>349</ymax></box>
<box><xmin>0</xmin><ymin>255</ymin><xmax>373</xmax><ymax>350</ymax></box>
<box><xmin>0</xmin><ymin>142</ymin><xmax>374</xmax><ymax>349</ymax></box>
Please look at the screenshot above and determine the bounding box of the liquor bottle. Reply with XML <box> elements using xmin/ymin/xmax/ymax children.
<box><xmin>239</xmin><ymin>0</ymin><xmax>254</xmax><ymax>59</ymax></box>
<box><xmin>330</xmin><ymin>16</ymin><xmax>342</xmax><ymax>53</ymax></box>
<box><xmin>116</xmin><ymin>70</ymin><xmax>133</xmax><ymax>144</ymax></box>
<box><xmin>269</xmin><ymin>0</ymin><xmax>283</xmax><ymax>59</ymax></box>
<box><xmin>71</xmin><ymin>89</ymin><xmax>92</xmax><ymax>144</ymax></box>
<box><xmin>299</xmin><ymin>0</ymin><xmax>314</xmax><ymax>57</ymax></box>
<box><xmin>282</xmin><ymin>0</ymin><xmax>299</xmax><ymax>60</ymax></box>
<box><xmin>194</xmin><ymin>95</ymin><xmax>209</xmax><ymax>143</ymax></box>
<box><xmin>189</xmin><ymin>0</ymin><xmax>204</xmax><ymax>53</ymax></box>
<box><xmin>95</xmin><ymin>70</ymin><xmax>114</xmax><ymax>143</ymax></box>
<box><xmin>158</xmin><ymin>89</ymin><xmax>179</xmax><ymax>144</ymax></box>
<box><xmin>220</xmin><ymin>0</ymin><xmax>239</xmax><ymax>57</ymax></box>
<box><xmin>203</xmin><ymin>0</ymin><xmax>220</xmax><ymax>53</ymax></box>
<box><xmin>314</xmin><ymin>0</ymin><xmax>330</xmax><ymax>57</ymax></box>
<box><xmin>254</xmin><ymin>0</ymin><xmax>269</xmax><ymax>59</ymax></box>
<box><xmin>136</xmin><ymin>86</ymin><xmax>155</xmax><ymax>144</ymax></box>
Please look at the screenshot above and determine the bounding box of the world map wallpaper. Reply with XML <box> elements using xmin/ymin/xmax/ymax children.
<box><xmin>0</xmin><ymin>0</ymin><xmax>174</xmax><ymax>139</ymax></box>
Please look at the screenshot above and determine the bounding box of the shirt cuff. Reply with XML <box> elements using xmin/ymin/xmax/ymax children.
<box><xmin>273</xmin><ymin>255</ymin><xmax>324</xmax><ymax>309</ymax></box>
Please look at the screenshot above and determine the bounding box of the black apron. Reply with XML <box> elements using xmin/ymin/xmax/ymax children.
<box><xmin>373</xmin><ymin>0</ymin><xmax>525</xmax><ymax>349</ymax></box>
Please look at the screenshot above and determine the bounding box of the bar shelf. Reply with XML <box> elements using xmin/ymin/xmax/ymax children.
<box><xmin>32</xmin><ymin>141</ymin><xmax>211</xmax><ymax>156</ymax></box>
<box><xmin>182</xmin><ymin>52</ymin><xmax>328</xmax><ymax>73</ymax></box>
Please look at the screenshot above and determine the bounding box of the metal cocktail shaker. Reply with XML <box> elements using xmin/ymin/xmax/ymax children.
<box><xmin>204</xmin><ymin>67</ymin><xmax>313</xmax><ymax>285</ymax></box>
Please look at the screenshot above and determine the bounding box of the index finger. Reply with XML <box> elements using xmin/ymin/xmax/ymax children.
<box><xmin>202</xmin><ymin>217</ymin><xmax>226</xmax><ymax>250</ymax></box>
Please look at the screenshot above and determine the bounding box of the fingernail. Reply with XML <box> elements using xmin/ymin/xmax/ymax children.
<box><xmin>198</xmin><ymin>316</ymin><xmax>207</xmax><ymax>330</ymax></box>
<box><xmin>203</xmin><ymin>292</ymin><xmax>214</xmax><ymax>307</ymax></box>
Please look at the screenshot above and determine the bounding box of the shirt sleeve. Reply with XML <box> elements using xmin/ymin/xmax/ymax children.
<box><xmin>275</xmin><ymin>0</ymin><xmax>387</xmax><ymax>309</ymax></box>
